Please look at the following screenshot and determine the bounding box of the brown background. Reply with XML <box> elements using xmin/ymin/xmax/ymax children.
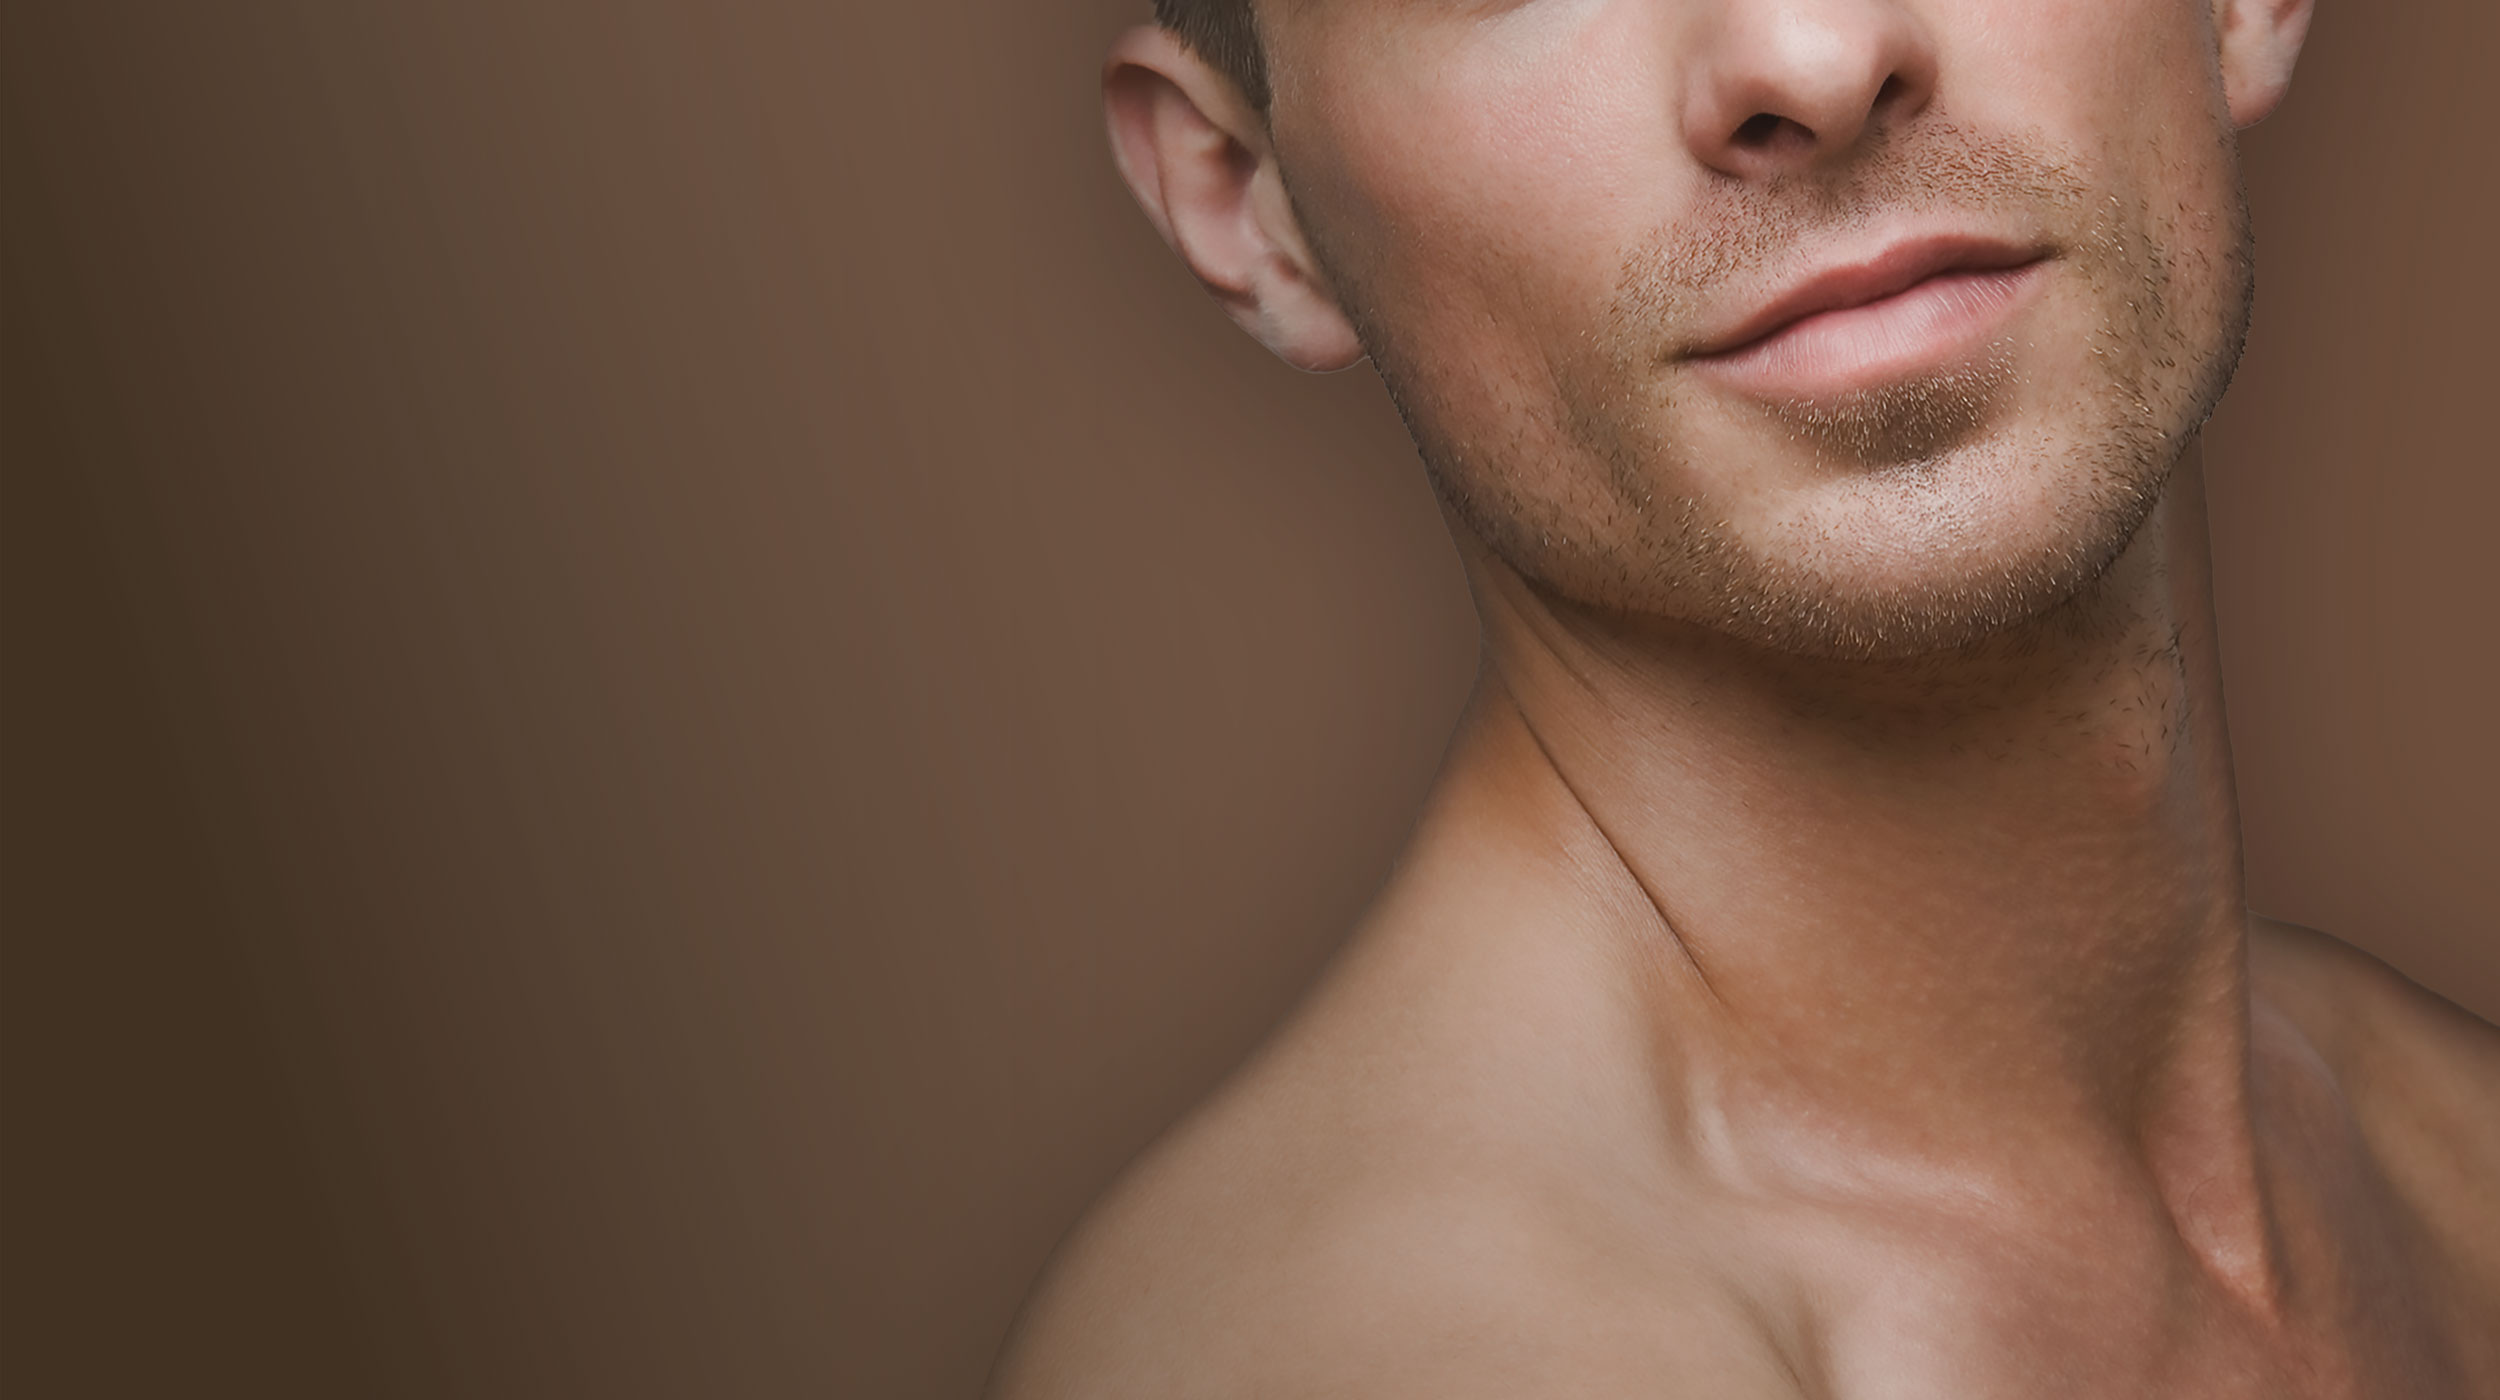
<box><xmin>2</xmin><ymin>2</ymin><xmax>2491</xmax><ymax>1396</ymax></box>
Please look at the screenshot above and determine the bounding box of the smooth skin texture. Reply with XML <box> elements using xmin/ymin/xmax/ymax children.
<box><xmin>993</xmin><ymin>1</ymin><xmax>2500</xmax><ymax>1395</ymax></box>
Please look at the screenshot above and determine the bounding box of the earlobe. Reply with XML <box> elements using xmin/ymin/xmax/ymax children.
<box><xmin>1101</xmin><ymin>27</ymin><xmax>1366</xmax><ymax>372</ymax></box>
<box><xmin>1240</xmin><ymin>160</ymin><xmax>1368</xmax><ymax>372</ymax></box>
<box><xmin>2213</xmin><ymin>0</ymin><xmax>2314</xmax><ymax>127</ymax></box>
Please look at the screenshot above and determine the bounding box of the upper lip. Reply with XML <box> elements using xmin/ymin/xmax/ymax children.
<box><xmin>1688</xmin><ymin>234</ymin><xmax>2047</xmax><ymax>358</ymax></box>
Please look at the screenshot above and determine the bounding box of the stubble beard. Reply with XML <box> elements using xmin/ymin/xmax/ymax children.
<box><xmin>1319</xmin><ymin>123</ymin><xmax>2255</xmax><ymax>663</ymax></box>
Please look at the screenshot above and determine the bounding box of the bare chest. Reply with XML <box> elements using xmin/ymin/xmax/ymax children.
<box><xmin>1769</xmin><ymin>1221</ymin><xmax>2475</xmax><ymax>1400</ymax></box>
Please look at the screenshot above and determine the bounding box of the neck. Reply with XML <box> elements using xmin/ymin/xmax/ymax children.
<box><xmin>1443</xmin><ymin>453</ymin><xmax>2274</xmax><ymax>1271</ymax></box>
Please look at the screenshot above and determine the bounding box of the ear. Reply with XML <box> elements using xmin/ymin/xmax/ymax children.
<box><xmin>2213</xmin><ymin>0</ymin><xmax>2314</xmax><ymax>127</ymax></box>
<box><xmin>1102</xmin><ymin>26</ymin><xmax>1366</xmax><ymax>372</ymax></box>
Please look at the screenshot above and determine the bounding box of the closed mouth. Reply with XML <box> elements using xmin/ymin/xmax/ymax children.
<box><xmin>1691</xmin><ymin>235</ymin><xmax>2049</xmax><ymax>361</ymax></box>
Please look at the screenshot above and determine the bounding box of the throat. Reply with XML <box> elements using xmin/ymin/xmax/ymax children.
<box><xmin>1443</xmin><ymin>483</ymin><xmax>2285</xmax><ymax>1279</ymax></box>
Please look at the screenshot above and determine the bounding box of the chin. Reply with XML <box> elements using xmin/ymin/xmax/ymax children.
<box><xmin>1697</xmin><ymin>419</ymin><xmax>2186</xmax><ymax>660</ymax></box>
<box><xmin>1458</xmin><ymin>399</ymin><xmax>2183</xmax><ymax>663</ymax></box>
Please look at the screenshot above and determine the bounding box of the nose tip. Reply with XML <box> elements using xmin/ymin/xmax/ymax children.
<box><xmin>1682</xmin><ymin>1</ymin><xmax>1939</xmax><ymax>179</ymax></box>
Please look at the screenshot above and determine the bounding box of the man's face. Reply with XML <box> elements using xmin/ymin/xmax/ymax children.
<box><xmin>1259</xmin><ymin>0</ymin><xmax>2258</xmax><ymax>658</ymax></box>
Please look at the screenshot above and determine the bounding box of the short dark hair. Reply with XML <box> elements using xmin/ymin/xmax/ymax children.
<box><xmin>1154</xmin><ymin>0</ymin><xmax>1269</xmax><ymax>112</ymax></box>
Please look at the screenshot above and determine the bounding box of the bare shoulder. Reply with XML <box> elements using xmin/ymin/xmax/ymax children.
<box><xmin>2250</xmin><ymin>917</ymin><xmax>2500</xmax><ymax>1144</ymax></box>
<box><xmin>985</xmin><ymin>1004</ymin><xmax>1805</xmax><ymax>1400</ymax></box>
<box><xmin>2250</xmin><ymin>918</ymin><xmax>2500</xmax><ymax>1287</ymax></box>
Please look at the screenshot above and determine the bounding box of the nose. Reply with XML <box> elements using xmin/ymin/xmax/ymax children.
<box><xmin>1680</xmin><ymin>0</ymin><xmax>1939</xmax><ymax>179</ymax></box>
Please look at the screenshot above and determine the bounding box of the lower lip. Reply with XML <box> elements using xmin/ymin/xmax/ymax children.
<box><xmin>1692</xmin><ymin>263</ymin><xmax>2045</xmax><ymax>400</ymax></box>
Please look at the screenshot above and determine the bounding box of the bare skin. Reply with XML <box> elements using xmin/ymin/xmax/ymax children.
<box><xmin>991</xmin><ymin>460</ymin><xmax>2500</xmax><ymax>1397</ymax></box>
<box><xmin>991</xmin><ymin>0</ymin><xmax>2500</xmax><ymax>1393</ymax></box>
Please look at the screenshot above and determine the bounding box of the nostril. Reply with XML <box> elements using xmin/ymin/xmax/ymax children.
<box><xmin>1734</xmin><ymin>112</ymin><xmax>1788</xmax><ymax>148</ymax></box>
<box><xmin>1872</xmin><ymin>74</ymin><xmax>1907</xmax><ymax>114</ymax></box>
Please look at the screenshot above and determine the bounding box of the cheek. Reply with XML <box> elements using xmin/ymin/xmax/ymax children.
<box><xmin>1956</xmin><ymin>0</ymin><xmax>2228</xmax><ymax>174</ymax></box>
<box><xmin>1282</xmin><ymin>7</ymin><xmax>1689</xmax><ymax>394</ymax></box>
<box><xmin>1949</xmin><ymin>0</ymin><xmax>2244</xmax><ymax>304</ymax></box>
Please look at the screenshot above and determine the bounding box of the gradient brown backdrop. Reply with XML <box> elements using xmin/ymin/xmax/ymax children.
<box><xmin>3</xmin><ymin>3</ymin><xmax>2492</xmax><ymax>1396</ymax></box>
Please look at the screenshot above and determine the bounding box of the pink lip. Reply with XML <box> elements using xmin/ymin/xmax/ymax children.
<box><xmin>1687</xmin><ymin>235</ymin><xmax>2048</xmax><ymax>398</ymax></box>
